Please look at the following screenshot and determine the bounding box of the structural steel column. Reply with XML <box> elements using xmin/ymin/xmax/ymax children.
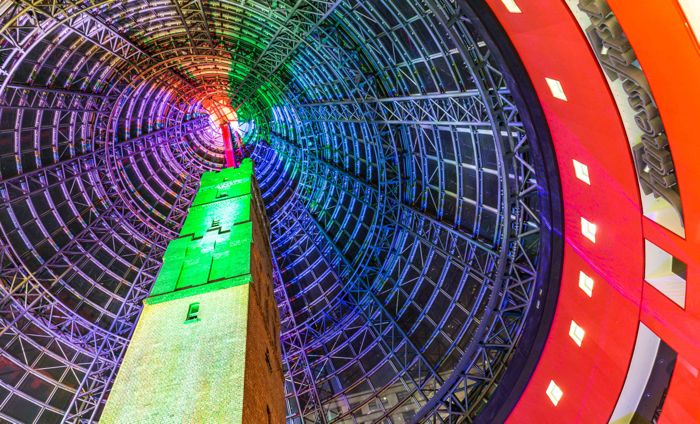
<box><xmin>221</xmin><ymin>123</ymin><xmax>237</xmax><ymax>168</ymax></box>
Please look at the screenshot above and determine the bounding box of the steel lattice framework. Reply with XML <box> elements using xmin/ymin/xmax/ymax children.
<box><xmin>0</xmin><ymin>1</ymin><xmax>561</xmax><ymax>423</ymax></box>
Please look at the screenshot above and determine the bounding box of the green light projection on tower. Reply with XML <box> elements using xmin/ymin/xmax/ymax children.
<box><xmin>101</xmin><ymin>158</ymin><xmax>284</xmax><ymax>423</ymax></box>
<box><xmin>149</xmin><ymin>159</ymin><xmax>254</xmax><ymax>299</ymax></box>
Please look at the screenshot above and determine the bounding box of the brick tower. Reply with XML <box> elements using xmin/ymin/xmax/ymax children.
<box><xmin>101</xmin><ymin>159</ymin><xmax>283</xmax><ymax>423</ymax></box>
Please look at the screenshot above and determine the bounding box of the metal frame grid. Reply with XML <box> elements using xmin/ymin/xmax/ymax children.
<box><xmin>0</xmin><ymin>1</ymin><xmax>560</xmax><ymax>423</ymax></box>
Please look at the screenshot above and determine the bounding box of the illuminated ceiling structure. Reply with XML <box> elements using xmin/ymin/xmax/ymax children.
<box><xmin>1</xmin><ymin>0</ymin><xmax>699</xmax><ymax>423</ymax></box>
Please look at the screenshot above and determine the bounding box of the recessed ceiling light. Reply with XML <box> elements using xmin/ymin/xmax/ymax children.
<box><xmin>501</xmin><ymin>0</ymin><xmax>522</xmax><ymax>13</ymax></box>
<box><xmin>545</xmin><ymin>78</ymin><xmax>567</xmax><ymax>101</ymax></box>
<box><xmin>569</xmin><ymin>321</ymin><xmax>585</xmax><ymax>347</ymax></box>
<box><xmin>546</xmin><ymin>380</ymin><xmax>563</xmax><ymax>406</ymax></box>
<box><xmin>578</xmin><ymin>271</ymin><xmax>594</xmax><ymax>297</ymax></box>
<box><xmin>573</xmin><ymin>159</ymin><xmax>591</xmax><ymax>185</ymax></box>
<box><xmin>581</xmin><ymin>217</ymin><xmax>597</xmax><ymax>243</ymax></box>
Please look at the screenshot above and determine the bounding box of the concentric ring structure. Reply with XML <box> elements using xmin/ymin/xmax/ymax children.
<box><xmin>0</xmin><ymin>1</ymin><xmax>563</xmax><ymax>423</ymax></box>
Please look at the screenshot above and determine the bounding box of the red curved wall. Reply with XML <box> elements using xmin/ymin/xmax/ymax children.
<box><xmin>483</xmin><ymin>0</ymin><xmax>700</xmax><ymax>422</ymax></box>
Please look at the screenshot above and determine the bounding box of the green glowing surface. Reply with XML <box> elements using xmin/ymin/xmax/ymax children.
<box><xmin>150</xmin><ymin>223</ymin><xmax>252</xmax><ymax>297</ymax></box>
<box><xmin>194</xmin><ymin>159</ymin><xmax>253</xmax><ymax>206</ymax></box>
<box><xmin>178</xmin><ymin>196</ymin><xmax>251</xmax><ymax>238</ymax></box>
<box><xmin>192</xmin><ymin>177</ymin><xmax>251</xmax><ymax>206</ymax></box>
<box><xmin>150</xmin><ymin>160</ymin><xmax>254</xmax><ymax>298</ymax></box>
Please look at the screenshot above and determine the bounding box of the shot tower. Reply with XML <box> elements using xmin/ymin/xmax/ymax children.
<box><xmin>101</xmin><ymin>159</ymin><xmax>283</xmax><ymax>423</ymax></box>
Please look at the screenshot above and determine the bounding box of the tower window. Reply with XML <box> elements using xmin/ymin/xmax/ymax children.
<box><xmin>185</xmin><ymin>302</ymin><xmax>200</xmax><ymax>323</ymax></box>
<box><xmin>265</xmin><ymin>349</ymin><xmax>272</xmax><ymax>372</ymax></box>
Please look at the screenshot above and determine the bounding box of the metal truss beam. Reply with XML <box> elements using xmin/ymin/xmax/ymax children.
<box><xmin>296</xmin><ymin>91</ymin><xmax>511</xmax><ymax>127</ymax></box>
<box><xmin>0</xmin><ymin>189</ymin><xmax>173</xmax><ymax>362</ymax></box>
<box><xmin>0</xmin><ymin>204</ymin><xmax>134</xmax><ymax>353</ymax></box>
<box><xmin>102</xmin><ymin>115</ymin><xmax>210</xmax><ymax>240</ymax></box>
<box><xmin>3</xmin><ymin>84</ymin><xmax>115</xmax><ymax>99</ymax></box>
<box><xmin>272</xmin><ymin>134</ymin><xmax>500</xmax><ymax>260</ymax></box>
<box><xmin>0</xmin><ymin>0</ymin><xmax>551</xmax><ymax>422</ymax></box>
<box><xmin>1</xmin><ymin>2</ymin><xmax>139</xmax><ymax>79</ymax></box>
<box><xmin>0</xmin><ymin>117</ymin><xmax>207</xmax><ymax>205</ymax></box>
<box><xmin>277</xmin><ymin>194</ymin><xmax>443</xmax><ymax>421</ymax></box>
<box><xmin>0</xmin><ymin>317</ymin><xmax>85</xmax><ymax>422</ymax></box>
<box><xmin>261</xmin><ymin>2</ymin><xmax>542</xmax><ymax>417</ymax></box>
<box><xmin>409</xmin><ymin>1</ymin><xmax>542</xmax><ymax>420</ymax></box>
<box><xmin>269</xmin><ymin>143</ymin><xmax>519</xmax><ymax>420</ymax></box>
<box><xmin>0</xmin><ymin>118</ymin><xmax>206</xmax><ymax>384</ymax></box>
<box><xmin>61</xmin><ymin>174</ymin><xmax>198</xmax><ymax>423</ymax></box>
<box><xmin>1</xmin><ymin>1</ymin><xmax>197</xmax><ymax>99</ymax></box>
<box><xmin>0</xmin><ymin>240</ymin><xmax>119</xmax><ymax>349</ymax></box>
<box><xmin>0</xmin><ymin>84</ymin><xmax>113</xmax><ymax>113</ymax></box>
<box><xmin>230</xmin><ymin>0</ymin><xmax>343</xmax><ymax>107</ymax></box>
<box><xmin>272</xmin><ymin>254</ymin><xmax>327</xmax><ymax>424</ymax></box>
<box><xmin>172</xmin><ymin>0</ymin><xmax>216</xmax><ymax>53</ymax></box>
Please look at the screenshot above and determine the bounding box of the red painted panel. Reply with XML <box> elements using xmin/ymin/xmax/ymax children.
<box><xmin>660</xmin><ymin>355</ymin><xmax>700</xmax><ymax>423</ymax></box>
<box><xmin>608</xmin><ymin>1</ymin><xmax>700</xmax><ymax>420</ymax></box>
<box><xmin>482</xmin><ymin>0</ymin><xmax>645</xmax><ymax>421</ymax></box>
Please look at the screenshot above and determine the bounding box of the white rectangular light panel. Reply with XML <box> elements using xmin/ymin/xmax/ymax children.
<box><xmin>569</xmin><ymin>321</ymin><xmax>585</xmax><ymax>347</ymax></box>
<box><xmin>546</xmin><ymin>380</ymin><xmax>563</xmax><ymax>406</ymax></box>
<box><xmin>578</xmin><ymin>271</ymin><xmax>594</xmax><ymax>297</ymax></box>
<box><xmin>501</xmin><ymin>0</ymin><xmax>522</xmax><ymax>13</ymax></box>
<box><xmin>573</xmin><ymin>159</ymin><xmax>591</xmax><ymax>185</ymax></box>
<box><xmin>545</xmin><ymin>78</ymin><xmax>568</xmax><ymax>101</ymax></box>
<box><xmin>581</xmin><ymin>217</ymin><xmax>597</xmax><ymax>243</ymax></box>
<box><xmin>644</xmin><ymin>240</ymin><xmax>686</xmax><ymax>308</ymax></box>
